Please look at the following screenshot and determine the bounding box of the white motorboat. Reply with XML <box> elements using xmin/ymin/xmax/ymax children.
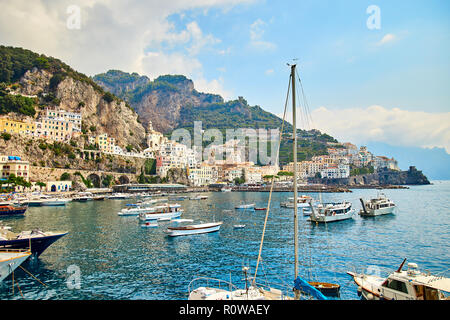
<box><xmin>138</xmin><ymin>204</ymin><xmax>183</xmax><ymax>221</ymax></box>
<box><xmin>189</xmin><ymin>194</ymin><xmax>208</xmax><ymax>200</ymax></box>
<box><xmin>309</xmin><ymin>201</ymin><xmax>356</xmax><ymax>223</ymax></box>
<box><xmin>108</xmin><ymin>193</ymin><xmax>132</xmax><ymax>200</ymax></box>
<box><xmin>164</xmin><ymin>221</ymin><xmax>222</xmax><ymax>237</ymax></box>
<box><xmin>359</xmin><ymin>193</ymin><xmax>396</xmax><ymax>216</ymax></box>
<box><xmin>347</xmin><ymin>259</ymin><xmax>450</xmax><ymax>300</ymax></box>
<box><xmin>281</xmin><ymin>195</ymin><xmax>315</xmax><ymax>208</ymax></box>
<box><xmin>233</xmin><ymin>224</ymin><xmax>246</xmax><ymax>229</ymax></box>
<box><xmin>0</xmin><ymin>249</ymin><xmax>32</xmax><ymax>282</ymax></box>
<box><xmin>41</xmin><ymin>198</ymin><xmax>71</xmax><ymax>206</ymax></box>
<box><xmin>235</xmin><ymin>203</ymin><xmax>255</xmax><ymax>210</ymax></box>
<box><xmin>72</xmin><ymin>192</ymin><xmax>94</xmax><ymax>202</ymax></box>
<box><xmin>221</xmin><ymin>187</ymin><xmax>232</xmax><ymax>192</ymax></box>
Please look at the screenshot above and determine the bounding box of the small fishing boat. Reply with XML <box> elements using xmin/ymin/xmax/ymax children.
<box><xmin>164</xmin><ymin>221</ymin><xmax>222</xmax><ymax>237</ymax></box>
<box><xmin>0</xmin><ymin>204</ymin><xmax>27</xmax><ymax>217</ymax></box>
<box><xmin>347</xmin><ymin>259</ymin><xmax>450</xmax><ymax>300</ymax></box>
<box><xmin>254</xmin><ymin>207</ymin><xmax>266</xmax><ymax>211</ymax></box>
<box><xmin>93</xmin><ymin>195</ymin><xmax>106</xmax><ymax>201</ymax></box>
<box><xmin>233</xmin><ymin>224</ymin><xmax>246</xmax><ymax>229</ymax></box>
<box><xmin>0</xmin><ymin>226</ymin><xmax>68</xmax><ymax>257</ymax></box>
<box><xmin>359</xmin><ymin>193</ymin><xmax>396</xmax><ymax>216</ymax></box>
<box><xmin>235</xmin><ymin>203</ymin><xmax>255</xmax><ymax>210</ymax></box>
<box><xmin>139</xmin><ymin>204</ymin><xmax>183</xmax><ymax>221</ymax></box>
<box><xmin>0</xmin><ymin>249</ymin><xmax>32</xmax><ymax>282</ymax></box>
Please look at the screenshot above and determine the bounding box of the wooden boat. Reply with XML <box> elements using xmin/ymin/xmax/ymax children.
<box><xmin>308</xmin><ymin>281</ymin><xmax>340</xmax><ymax>297</ymax></box>
<box><xmin>254</xmin><ymin>207</ymin><xmax>266</xmax><ymax>211</ymax></box>
<box><xmin>164</xmin><ymin>221</ymin><xmax>222</xmax><ymax>237</ymax></box>
<box><xmin>0</xmin><ymin>205</ymin><xmax>27</xmax><ymax>217</ymax></box>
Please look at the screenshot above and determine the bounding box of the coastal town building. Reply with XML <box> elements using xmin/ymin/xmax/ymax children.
<box><xmin>0</xmin><ymin>118</ymin><xmax>36</xmax><ymax>136</ymax></box>
<box><xmin>188</xmin><ymin>163</ymin><xmax>218</xmax><ymax>186</ymax></box>
<box><xmin>44</xmin><ymin>108</ymin><xmax>82</xmax><ymax>132</ymax></box>
<box><xmin>0</xmin><ymin>155</ymin><xmax>30</xmax><ymax>182</ymax></box>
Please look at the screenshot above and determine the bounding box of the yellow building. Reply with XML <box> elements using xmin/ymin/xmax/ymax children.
<box><xmin>35</xmin><ymin>118</ymin><xmax>73</xmax><ymax>141</ymax></box>
<box><xmin>89</xmin><ymin>133</ymin><xmax>116</xmax><ymax>153</ymax></box>
<box><xmin>0</xmin><ymin>155</ymin><xmax>30</xmax><ymax>182</ymax></box>
<box><xmin>0</xmin><ymin>118</ymin><xmax>35</xmax><ymax>136</ymax></box>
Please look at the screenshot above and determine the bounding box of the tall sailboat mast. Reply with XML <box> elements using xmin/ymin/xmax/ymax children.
<box><xmin>291</xmin><ymin>64</ymin><xmax>299</xmax><ymax>281</ymax></box>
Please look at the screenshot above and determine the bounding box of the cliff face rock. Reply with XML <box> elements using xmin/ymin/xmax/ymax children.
<box><xmin>309</xmin><ymin>166</ymin><xmax>430</xmax><ymax>186</ymax></box>
<box><xmin>93</xmin><ymin>71</ymin><xmax>224</xmax><ymax>133</ymax></box>
<box><xmin>18</xmin><ymin>68</ymin><xmax>146</xmax><ymax>150</ymax></box>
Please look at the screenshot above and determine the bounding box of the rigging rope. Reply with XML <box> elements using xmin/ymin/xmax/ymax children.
<box><xmin>252</xmin><ymin>73</ymin><xmax>291</xmax><ymax>286</ymax></box>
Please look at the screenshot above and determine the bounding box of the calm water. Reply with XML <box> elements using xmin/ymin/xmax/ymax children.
<box><xmin>1</xmin><ymin>181</ymin><xmax>449</xmax><ymax>300</ymax></box>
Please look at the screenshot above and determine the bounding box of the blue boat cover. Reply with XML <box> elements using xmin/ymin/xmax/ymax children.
<box><xmin>293</xmin><ymin>276</ymin><xmax>328</xmax><ymax>300</ymax></box>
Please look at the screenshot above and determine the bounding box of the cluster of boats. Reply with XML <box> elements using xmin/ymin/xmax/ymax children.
<box><xmin>116</xmin><ymin>193</ymin><xmax>223</xmax><ymax>237</ymax></box>
<box><xmin>277</xmin><ymin>192</ymin><xmax>397</xmax><ymax>223</ymax></box>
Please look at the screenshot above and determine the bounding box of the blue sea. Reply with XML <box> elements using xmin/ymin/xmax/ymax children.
<box><xmin>1</xmin><ymin>181</ymin><xmax>449</xmax><ymax>300</ymax></box>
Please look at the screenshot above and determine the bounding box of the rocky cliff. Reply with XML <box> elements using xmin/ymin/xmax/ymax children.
<box><xmin>309</xmin><ymin>166</ymin><xmax>430</xmax><ymax>186</ymax></box>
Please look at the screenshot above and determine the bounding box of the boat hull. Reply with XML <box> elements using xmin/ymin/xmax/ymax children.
<box><xmin>165</xmin><ymin>223</ymin><xmax>222</xmax><ymax>237</ymax></box>
<box><xmin>0</xmin><ymin>232</ymin><xmax>68</xmax><ymax>257</ymax></box>
<box><xmin>0</xmin><ymin>207</ymin><xmax>27</xmax><ymax>217</ymax></box>
<box><xmin>139</xmin><ymin>211</ymin><xmax>182</xmax><ymax>221</ymax></box>
<box><xmin>0</xmin><ymin>251</ymin><xmax>31</xmax><ymax>282</ymax></box>
<box><xmin>359</xmin><ymin>206</ymin><xmax>395</xmax><ymax>217</ymax></box>
<box><xmin>309</xmin><ymin>210</ymin><xmax>356</xmax><ymax>223</ymax></box>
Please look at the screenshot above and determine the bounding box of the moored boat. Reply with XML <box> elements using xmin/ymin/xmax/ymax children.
<box><xmin>164</xmin><ymin>221</ymin><xmax>222</xmax><ymax>237</ymax></box>
<box><xmin>308</xmin><ymin>201</ymin><xmax>355</xmax><ymax>223</ymax></box>
<box><xmin>347</xmin><ymin>259</ymin><xmax>450</xmax><ymax>300</ymax></box>
<box><xmin>138</xmin><ymin>204</ymin><xmax>183</xmax><ymax>221</ymax></box>
<box><xmin>0</xmin><ymin>204</ymin><xmax>27</xmax><ymax>217</ymax></box>
<box><xmin>0</xmin><ymin>249</ymin><xmax>32</xmax><ymax>282</ymax></box>
<box><xmin>235</xmin><ymin>203</ymin><xmax>255</xmax><ymax>210</ymax></box>
<box><xmin>41</xmin><ymin>198</ymin><xmax>71</xmax><ymax>206</ymax></box>
<box><xmin>281</xmin><ymin>195</ymin><xmax>314</xmax><ymax>208</ymax></box>
<box><xmin>0</xmin><ymin>227</ymin><xmax>68</xmax><ymax>257</ymax></box>
<box><xmin>359</xmin><ymin>193</ymin><xmax>396</xmax><ymax>216</ymax></box>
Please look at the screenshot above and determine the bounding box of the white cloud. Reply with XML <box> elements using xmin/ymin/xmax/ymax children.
<box><xmin>307</xmin><ymin>105</ymin><xmax>450</xmax><ymax>153</ymax></box>
<box><xmin>249</xmin><ymin>18</ymin><xmax>276</xmax><ymax>50</ymax></box>
<box><xmin>377</xmin><ymin>33</ymin><xmax>396</xmax><ymax>46</ymax></box>
<box><xmin>0</xmin><ymin>0</ymin><xmax>250</xmax><ymax>96</ymax></box>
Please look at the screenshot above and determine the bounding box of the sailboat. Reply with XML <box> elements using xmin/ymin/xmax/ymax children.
<box><xmin>188</xmin><ymin>64</ymin><xmax>337</xmax><ymax>300</ymax></box>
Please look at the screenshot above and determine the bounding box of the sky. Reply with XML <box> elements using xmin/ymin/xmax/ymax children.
<box><xmin>0</xmin><ymin>0</ymin><xmax>449</xmax><ymax>154</ymax></box>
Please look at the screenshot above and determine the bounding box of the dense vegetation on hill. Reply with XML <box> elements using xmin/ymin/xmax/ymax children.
<box><xmin>0</xmin><ymin>84</ymin><xmax>36</xmax><ymax>116</ymax></box>
<box><xmin>0</xmin><ymin>45</ymin><xmax>105</xmax><ymax>93</ymax></box>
